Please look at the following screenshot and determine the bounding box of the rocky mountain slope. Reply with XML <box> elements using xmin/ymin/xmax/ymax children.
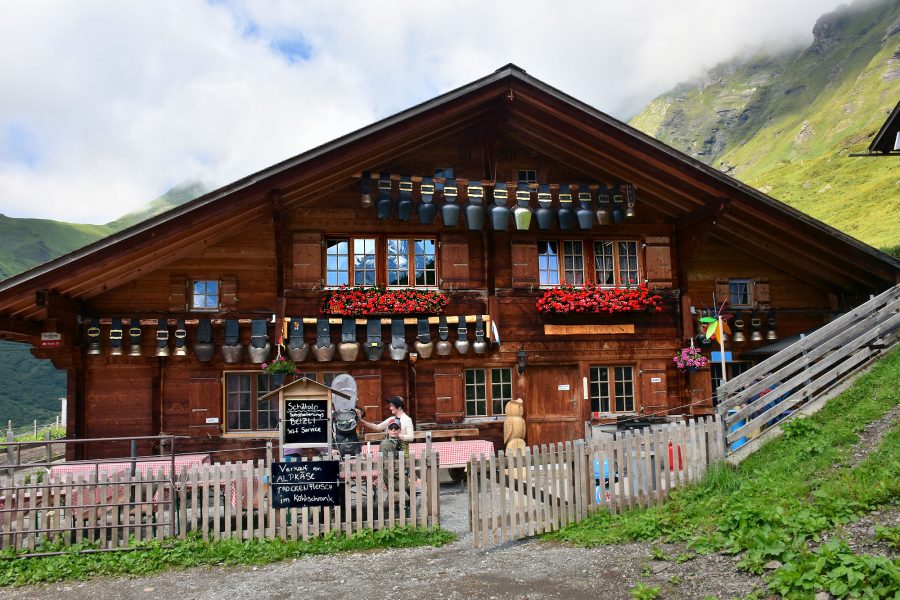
<box><xmin>631</xmin><ymin>0</ymin><xmax>900</xmax><ymax>252</ymax></box>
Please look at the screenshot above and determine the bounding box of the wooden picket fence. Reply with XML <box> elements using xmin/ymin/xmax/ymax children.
<box><xmin>468</xmin><ymin>416</ymin><xmax>724</xmax><ymax>547</ymax></box>
<box><xmin>0</xmin><ymin>451</ymin><xmax>439</xmax><ymax>555</ymax></box>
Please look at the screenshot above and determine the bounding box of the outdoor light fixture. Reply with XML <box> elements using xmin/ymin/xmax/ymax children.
<box><xmin>517</xmin><ymin>348</ymin><xmax>527</xmax><ymax>375</ymax></box>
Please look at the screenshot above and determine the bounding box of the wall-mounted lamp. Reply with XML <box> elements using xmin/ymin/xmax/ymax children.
<box><xmin>517</xmin><ymin>348</ymin><xmax>527</xmax><ymax>375</ymax></box>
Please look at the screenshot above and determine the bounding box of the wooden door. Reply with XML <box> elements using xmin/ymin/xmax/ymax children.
<box><xmin>524</xmin><ymin>364</ymin><xmax>582</xmax><ymax>447</ymax></box>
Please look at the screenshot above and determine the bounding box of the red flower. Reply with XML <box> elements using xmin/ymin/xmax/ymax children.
<box><xmin>535</xmin><ymin>284</ymin><xmax>664</xmax><ymax>314</ymax></box>
<box><xmin>322</xmin><ymin>286</ymin><xmax>449</xmax><ymax>316</ymax></box>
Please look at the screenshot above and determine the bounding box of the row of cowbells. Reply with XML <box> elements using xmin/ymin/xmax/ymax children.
<box><xmin>286</xmin><ymin>315</ymin><xmax>489</xmax><ymax>362</ymax></box>
<box><xmin>694</xmin><ymin>311</ymin><xmax>778</xmax><ymax>346</ymax></box>
<box><xmin>366</xmin><ymin>174</ymin><xmax>637</xmax><ymax>231</ymax></box>
<box><xmin>85</xmin><ymin>315</ymin><xmax>490</xmax><ymax>363</ymax></box>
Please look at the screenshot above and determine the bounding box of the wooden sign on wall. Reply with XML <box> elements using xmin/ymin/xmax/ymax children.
<box><xmin>543</xmin><ymin>324</ymin><xmax>635</xmax><ymax>335</ymax></box>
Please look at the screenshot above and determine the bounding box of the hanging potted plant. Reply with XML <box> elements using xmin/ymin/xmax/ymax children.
<box><xmin>673</xmin><ymin>346</ymin><xmax>709</xmax><ymax>373</ymax></box>
<box><xmin>261</xmin><ymin>352</ymin><xmax>298</xmax><ymax>388</ymax></box>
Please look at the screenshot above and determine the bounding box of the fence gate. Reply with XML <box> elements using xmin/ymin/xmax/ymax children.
<box><xmin>467</xmin><ymin>417</ymin><xmax>724</xmax><ymax>547</ymax></box>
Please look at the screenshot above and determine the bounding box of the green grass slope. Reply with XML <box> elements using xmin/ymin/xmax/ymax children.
<box><xmin>631</xmin><ymin>0</ymin><xmax>900</xmax><ymax>252</ymax></box>
<box><xmin>550</xmin><ymin>347</ymin><xmax>900</xmax><ymax>598</ymax></box>
<box><xmin>0</xmin><ymin>182</ymin><xmax>206</xmax><ymax>427</ymax></box>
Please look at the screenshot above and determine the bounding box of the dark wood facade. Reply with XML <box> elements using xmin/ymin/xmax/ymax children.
<box><xmin>1</xmin><ymin>65</ymin><xmax>897</xmax><ymax>459</ymax></box>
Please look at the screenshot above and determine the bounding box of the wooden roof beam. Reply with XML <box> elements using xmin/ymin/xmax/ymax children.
<box><xmin>279</xmin><ymin>107</ymin><xmax>500</xmax><ymax>208</ymax></box>
<box><xmin>503</xmin><ymin>125</ymin><xmax>686</xmax><ymax>218</ymax></box>
<box><xmin>35</xmin><ymin>289</ymin><xmax>85</xmax><ymax>321</ymax></box>
<box><xmin>0</xmin><ymin>316</ymin><xmax>40</xmax><ymax>340</ymax></box>
<box><xmin>505</xmin><ymin>111</ymin><xmax>709</xmax><ymax>211</ymax></box>
<box><xmin>510</xmin><ymin>88</ymin><xmax>726</xmax><ymax>199</ymax></box>
<box><xmin>676</xmin><ymin>199</ymin><xmax>730</xmax><ymax>269</ymax></box>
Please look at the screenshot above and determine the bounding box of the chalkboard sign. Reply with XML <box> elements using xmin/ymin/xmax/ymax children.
<box><xmin>283</xmin><ymin>398</ymin><xmax>331</xmax><ymax>448</ymax></box>
<box><xmin>270</xmin><ymin>460</ymin><xmax>340</xmax><ymax>508</ymax></box>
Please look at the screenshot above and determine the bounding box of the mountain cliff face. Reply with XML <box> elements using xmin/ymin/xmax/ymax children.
<box><xmin>631</xmin><ymin>0</ymin><xmax>900</xmax><ymax>252</ymax></box>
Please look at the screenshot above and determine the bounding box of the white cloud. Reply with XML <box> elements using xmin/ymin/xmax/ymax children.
<box><xmin>0</xmin><ymin>0</ymin><xmax>847</xmax><ymax>223</ymax></box>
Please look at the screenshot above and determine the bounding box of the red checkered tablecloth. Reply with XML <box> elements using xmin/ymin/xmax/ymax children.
<box><xmin>361</xmin><ymin>440</ymin><xmax>493</xmax><ymax>467</ymax></box>
<box><xmin>48</xmin><ymin>453</ymin><xmax>211</xmax><ymax>482</ymax></box>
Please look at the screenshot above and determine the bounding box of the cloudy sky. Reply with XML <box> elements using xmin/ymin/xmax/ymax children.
<box><xmin>0</xmin><ymin>0</ymin><xmax>848</xmax><ymax>224</ymax></box>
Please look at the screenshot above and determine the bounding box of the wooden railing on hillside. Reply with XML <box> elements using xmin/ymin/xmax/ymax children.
<box><xmin>468</xmin><ymin>416</ymin><xmax>724</xmax><ymax>547</ymax></box>
<box><xmin>0</xmin><ymin>452</ymin><xmax>439</xmax><ymax>555</ymax></box>
<box><xmin>716</xmin><ymin>284</ymin><xmax>900</xmax><ymax>454</ymax></box>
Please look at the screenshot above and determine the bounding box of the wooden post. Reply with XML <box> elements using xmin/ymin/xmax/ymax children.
<box><xmin>45</xmin><ymin>429</ymin><xmax>52</xmax><ymax>464</ymax></box>
<box><xmin>5</xmin><ymin>421</ymin><xmax>13</xmax><ymax>480</ymax></box>
<box><xmin>718</xmin><ymin>315</ymin><xmax>727</xmax><ymax>384</ymax></box>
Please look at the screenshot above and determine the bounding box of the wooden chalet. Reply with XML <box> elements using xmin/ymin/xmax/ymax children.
<box><xmin>1</xmin><ymin>65</ymin><xmax>897</xmax><ymax>460</ymax></box>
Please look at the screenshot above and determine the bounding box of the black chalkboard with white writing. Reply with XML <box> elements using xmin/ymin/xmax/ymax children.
<box><xmin>270</xmin><ymin>460</ymin><xmax>340</xmax><ymax>508</ymax></box>
<box><xmin>282</xmin><ymin>398</ymin><xmax>330</xmax><ymax>448</ymax></box>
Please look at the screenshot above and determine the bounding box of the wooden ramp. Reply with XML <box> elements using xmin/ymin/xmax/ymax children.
<box><xmin>717</xmin><ymin>284</ymin><xmax>900</xmax><ymax>463</ymax></box>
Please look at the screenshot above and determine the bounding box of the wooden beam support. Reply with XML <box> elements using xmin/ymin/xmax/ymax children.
<box><xmin>675</xmin><ymin>198</ymin><xmax>730</xmax><ymax>271</ymax></box>
<box><xmin>0</xmin><ymin>315</ymin><xmax>40</xmax><ymax>339</ymax></box>
<box><xmin>35</xmin><ymin>289</ymin><xmax>85</xmax><ymax>321</ymax></box>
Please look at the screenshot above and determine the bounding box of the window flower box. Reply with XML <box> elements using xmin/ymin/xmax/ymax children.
<box><xmin>321</xmin><ymin>286</ymin><xmax>449</xmax><ymax>316</ymax></box>
<box><xmin>535</xmin><ymin>285</ymin><xmax>663</xmax><ymax>315</ymax></box>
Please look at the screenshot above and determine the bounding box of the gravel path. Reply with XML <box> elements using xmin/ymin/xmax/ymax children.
<box><xmin>13</xmin><ymin>482</ymin><xmax>765</xmax><ymax>600</ymax></box>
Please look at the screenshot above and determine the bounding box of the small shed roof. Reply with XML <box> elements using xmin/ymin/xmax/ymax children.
<box><xmin>868</xmin><ymin>100</ymin><xmax>900</xmax><ymax>154</ymax></box>
<box><xmin>257</xmin><ymin>376</ymin><xmax>350</xmax><ymax>402</ymax></box>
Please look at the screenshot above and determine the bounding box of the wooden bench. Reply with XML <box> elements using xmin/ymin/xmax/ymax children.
<box><xmin>362</xmin><ymin>428</ymin><xmax>479</xmax><ymax>443</ymax></box>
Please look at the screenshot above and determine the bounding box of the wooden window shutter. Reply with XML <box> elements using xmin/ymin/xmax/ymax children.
<box><xmin>434</xmin><ymin>371</ymin><xmax>464</xmax><ymax>423</ymax></box>
<box><xmin>439</xmin><ymin>234</ymin><xmax>469</xmax><ymax>288</ymax></box>
<box><xmin>511</xmin><ymin>241</ymin><xmax>538</xmax><ymax>289</ymax></box>
<box><xmin>639</xmin><ymin>360</ymin><xmax>668</xmax><ymax>414</ymax></box>
<box><xmin>168</xmin><ymin>275</ymin><xmax>187</xmax><ymax>312</ymax></box>
<box><xmin>292</xmin><ymin>232</ymin><xmax>323</xmax><ymax>290</ymax></box>
<box><xmin>753</xmin><ymin>278</ymin><xmax>770</xmax><ymax>307</ymax></box>
<box><xmin>189</xmin><ymin>376</ymin><xmax>221</xmax><ymax>430</ymax></box>
<box><xmin>643</xmin><ymin>236</ymin><xmax>673</xmax><ymax>288</ymax></box>
<box><xmin>354</xmin><ymin>374</ymin><xmax>383</xmax><ymax>423</ymax></box>
<box><xmin>220</xmin><ymin>275</ymin><xmax>238</xmax><ymax>311</ymax></box>
<box><xmin>715</xmin><ymin>279</ymin><xmax>730</xmax><ymax>304</ymax></box>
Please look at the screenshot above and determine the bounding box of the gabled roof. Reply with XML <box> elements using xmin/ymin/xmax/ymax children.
<box><xmin>1</xmin><ymin>64</ymin><xmax>898</xmax><ymax>327</ymax></box>
<box><xmin>869</xmin><ymin>100</ymin><xmax>900</xmax><ymax>154</ymax></box>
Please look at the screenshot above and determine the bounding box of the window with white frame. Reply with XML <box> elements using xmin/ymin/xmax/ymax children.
<box><xmin>387</xmin><ymin>238</ymin><xmax>437</xmax><ymax>287</ymax></box>
<box><xmin>191</xmin><ymin>280</ymin><xmax>219</xmax><ymax>310</ymax></box>
<box><xmin>589</xmin><ymin>366</ymin><xmax>635</xmax><ymax>413</ymax></box>
<box><xmin>593</xmin><ymin>241</ymin><xmax>640</xmax><ymax>287</ymax></box>
<box><xmin>326</xmin><ymin>237</ymin><xmax>377</xmax><ymax>287</ymax></box>
<box><xmin>539</xmin><ymin>240</ymin><xmax>641</xmax><ymax>287</ymax></box>
<box><xmin>464</xmin><ymin>368</ymin><xmax>513</xmax><ymax>417</ymax></box>
<box><xmin>729</xmin><ymin>279</ymin><xmax>752</xmax><ymax>307</ymax></box>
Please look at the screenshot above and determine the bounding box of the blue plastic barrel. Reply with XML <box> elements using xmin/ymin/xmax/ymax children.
<box><xmin>728</xmin><ymin>408</ymin><xmax>748</xmax><ymax>451</ymax></box>
<box><xmin>594</xmin><ymin>459</ymin><xmax>612</xmax><ymax>504</ymax></box>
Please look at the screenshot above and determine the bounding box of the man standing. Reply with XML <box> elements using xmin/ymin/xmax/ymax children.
<box><xmin>359</xmin><ymin>396</ymin><xmax>414</xmax><ymax>500</ymax></box>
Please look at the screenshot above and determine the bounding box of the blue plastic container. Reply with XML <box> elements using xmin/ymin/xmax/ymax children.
<box><xmin>728</xmin><ymin>408</ymin><xmax>748</xmax><ymax>451</ymax></box>
<box><xmin>594</xmin><ymin>459</ymin><xmax>612</xmax><ymax>504</ymax></box>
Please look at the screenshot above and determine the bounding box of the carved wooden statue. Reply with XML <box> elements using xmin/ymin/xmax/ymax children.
<box><xmin>503</xmin><ymin>397</ymin><xmax>526</xmax><ymax>451</ymax></box>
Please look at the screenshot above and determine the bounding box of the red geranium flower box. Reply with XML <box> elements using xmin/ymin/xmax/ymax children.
<box><xmin>535</xmin><ymin>284</ymin><xmax>663</xmax><ymax>314</ymax></box>
<box><xmin>322</xmin><ymin>286</ymin><xmax>449</xmax><ymax>316</ymax></box>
